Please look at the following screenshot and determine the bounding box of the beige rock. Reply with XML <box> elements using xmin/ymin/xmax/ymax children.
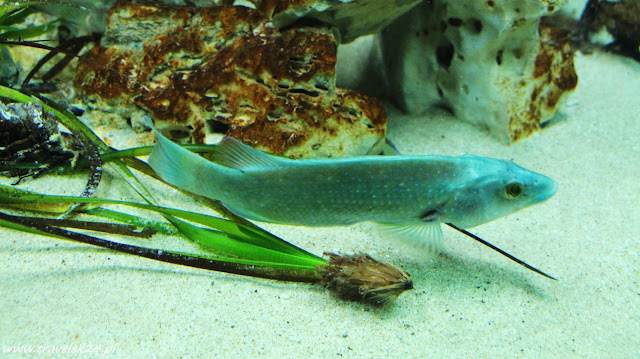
<box><xmin>381</xmin><ymin>0</ymin><xmax>578</xmax><ymax>142</ymax></box>
<box><xmin>75</xmin><ymin>1</ymin><xmax>386</xmax><ymax>158</ymax></box>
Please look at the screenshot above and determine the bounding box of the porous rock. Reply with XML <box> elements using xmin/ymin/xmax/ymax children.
<box><xmin>75</xmin><ymin>0</ymin><xmax>386</xmax><ymax>158</ymax></box>
<box><xmin>381</xmin><ymin>0</ymin><xmax>578</xmax><ymax>142</ymax></box>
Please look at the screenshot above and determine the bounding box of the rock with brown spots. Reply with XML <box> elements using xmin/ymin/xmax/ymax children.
<box><xmin>381</xmin><ymin>0</ymin><xmax>578</xmax><ymax>142</ymax></box>
<box><xmin>74</xmin><ymin>0</ymin><xmax>386</xmax><ymax>158</ymax></box>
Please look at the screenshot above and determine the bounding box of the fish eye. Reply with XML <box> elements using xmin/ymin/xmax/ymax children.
<box><xmin>504</xmin><ymin>182</ymin><xmax>523</xmax><ymax>199</ymax></box>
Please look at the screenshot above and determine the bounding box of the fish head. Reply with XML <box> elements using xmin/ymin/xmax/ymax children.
<box><xmin>439</xmin><ymin>158</ymin><xmax>557</xmax><ymax>228</ymax></box>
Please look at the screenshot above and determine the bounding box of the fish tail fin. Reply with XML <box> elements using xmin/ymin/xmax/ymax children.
<box><xmin>148</xmin><ymin>129</ymin><xmax>227</xmax><ymax>198</ymax></box>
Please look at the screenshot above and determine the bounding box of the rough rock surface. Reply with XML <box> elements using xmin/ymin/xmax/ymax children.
<box><xmin>381</xmin><ymin>0</ymin><xmax>578</xmax><ymax>142</ymax></box>
<box><xmin>75</xmin><ymin>1</ymin><xmax>386</xmax><ymax>158</ymax></box>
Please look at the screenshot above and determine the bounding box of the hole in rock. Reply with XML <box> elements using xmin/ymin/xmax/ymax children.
<box><xmin>207</xmin><ymin>119</ymin><xmax>230</xmax><ymax>134</ymax></box>
<box><xmin>167</xmin><ymin>128</ymin><xmax>191</xmax><ymax>141</ymax></box>
<box><xmin>436</xmin><ymin>43</ymin><xmax>455</xmax><ymax>70</ymax></box>
<box><xmin>448</xmin><ymin>18</ymin><xmax>463</xmax><ymax>27</ymax></box>
<box><xmin>289</xmin><ymin>88</ymin><xmax>320</xmax><ymax>97</ymax></box>
<box><xmin>70</xmin><ymin>107</ymin><xmax>84</xmax><ymax>116</ymax></box>
<box><xmin>513</xmin><ymin>48</ymin><xmax>523</xmax><ymax>59</ymax></box>
<box><xmin>315</xmin><ymin>83</ymin><xmax>329</xmax><ymax>91</ymax></box>
<box><xmin>470</xmin><ymin>19</ymin><xmax>483</xmax><ymax>34</ymax></box>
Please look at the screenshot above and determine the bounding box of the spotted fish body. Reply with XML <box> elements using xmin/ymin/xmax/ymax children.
<box><xmin>148</xmin><ymin>131</ymin><xmax>557</xmax><ymax>251</ymax></box>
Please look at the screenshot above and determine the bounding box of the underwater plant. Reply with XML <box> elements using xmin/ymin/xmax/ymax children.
<box><xmin>0</xmin><ymin>93</ymin><xmax>414</xmax><ymax>306</ymax></box>
<box><xmin>0</xmin><ymin>1</ymin><xmax>414</xmax><ymax>306</ymax></box>
<box><xmin>0</xmin><ymin>82</ymin><xmax>414</xmax><ymax>306</ymax></box>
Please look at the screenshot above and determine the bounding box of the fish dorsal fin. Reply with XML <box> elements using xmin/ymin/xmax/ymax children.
<box><xmin>377</xmin><ymin>221</ymin><xmax>443</xmax><ymax>254</ymax></box>
<box><xmin>214</xmin><ymin>137</ymin><xmax>283</xmax><ymax>170</ymax></box>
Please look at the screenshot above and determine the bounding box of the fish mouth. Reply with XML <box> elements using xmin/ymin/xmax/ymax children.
<box><xmin>535</xmin><ymin>178</ymin><xmax>558</xmax><ymax>202</ymax></box>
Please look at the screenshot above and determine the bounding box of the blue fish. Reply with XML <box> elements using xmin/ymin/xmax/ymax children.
<box><xmin>148</xmin><ymin>131</ymin><xmax>557</xmax><ymax>252</ymax></box>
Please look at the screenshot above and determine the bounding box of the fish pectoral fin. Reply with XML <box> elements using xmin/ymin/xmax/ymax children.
<box><xmin>214</xmin><ymin>137</ymin><xmax>284</xmax><ymax>170</ymax></box>
<box><xmin>376</xmin><ymin>221</ymin><xmax>443</xmax><ymax>254</ymax></box>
